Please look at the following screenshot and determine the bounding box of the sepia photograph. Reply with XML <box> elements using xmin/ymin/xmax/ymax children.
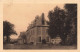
<box><xmin>3</xmin><ymin>3</ymin><xmax>77</xmax><ymax>49</ymax></box>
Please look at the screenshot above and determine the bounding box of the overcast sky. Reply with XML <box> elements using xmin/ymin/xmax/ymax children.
<box><xmin>3</xmin><ymin>3</ymin><xmax>64</xmax><ymax>39</ymax></box>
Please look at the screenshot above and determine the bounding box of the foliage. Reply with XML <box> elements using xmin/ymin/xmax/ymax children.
<box><xmin>3</xmin><ymin>21</ymin><xmax>17</xmax><ymax>43</ymax></box>
<box><xmin>19</xmin><ymin>32</ymin><xmax>27</xmax><ymax>43</ymax></box>
<box><xmin>48</xmin><ymin>4</ymin><xmax>77</xmax><ymax>45</ymax></box>
<box><xmin>64</xmin><ymin>4</ymin><xmax>77</xmax><ymax>45</ymax></box>
<box><xmin>48</xmin><ymin>6</ymin><xmax>71</xmax><ymax>45</ymax></box>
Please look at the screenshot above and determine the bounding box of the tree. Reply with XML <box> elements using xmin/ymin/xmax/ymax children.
<box><xmin>19</xmin><ymin>32</ymin><xmax>27</xmax><ymax>44</ymax></box>
<box><xmin>3</xmin><ymin>21</ymin><xmax>17</xmax><ymax>43</ymax></box>
<box><xmin>64</xmin><ymin>4</ymin><xmax>77</xmax><ymax>45</ymax></box>
<box><xmin>48</xmin><ymin>6</ymin><xmax>67</xmax><ymax>45</ymax></box>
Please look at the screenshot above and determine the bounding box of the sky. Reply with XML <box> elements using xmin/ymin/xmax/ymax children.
<box><xmin>3</xmin><ymin>3</ymin><xmax>64</xmax><ymax>39</ymax></box>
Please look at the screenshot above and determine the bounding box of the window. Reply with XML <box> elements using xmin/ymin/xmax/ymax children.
<box><xmin>38</xmin><ymin>37</ymin><xmax>41</xmax><ymax>42</ymax></box>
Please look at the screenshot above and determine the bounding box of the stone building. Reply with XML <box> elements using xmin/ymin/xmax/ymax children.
<box><xmin>26</xmin><ymin>13</ymin><xmax>51</xmax><ymax>45</ymax></box>
<box><xmin>18</xmin><ymin>13</ymin><xmax>61</xmax><ymax>45</ymax></box>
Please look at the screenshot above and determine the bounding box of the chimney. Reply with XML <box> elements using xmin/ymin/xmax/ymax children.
<box><xmin>41</xmin><ymin>13</ymin><xmax>45</xmax><ymax>25</ymax></box>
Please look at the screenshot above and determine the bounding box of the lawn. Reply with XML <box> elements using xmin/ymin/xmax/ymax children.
<box><xmin>3</xmin><ymin>44</ymin><xmax>77</xmax><ymax>49</ymax></box>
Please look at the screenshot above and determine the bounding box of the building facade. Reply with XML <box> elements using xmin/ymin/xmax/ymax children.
<box><xmin>26</xmin><ymin>13</ymin><xmax>51</xmax><ymax>45</ymax></box>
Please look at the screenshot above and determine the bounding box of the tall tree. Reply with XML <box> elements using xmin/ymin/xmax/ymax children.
<box><xmin>64</xmin><ymin>4</ymin><xmax>77</xmax><ymax>45</ymax></box>
<box><xmin>3</xmin><ymin>21</ymin><xmax>17</xmax><ymax>43</ymax></box>
<box><xmin>48</xmin><ymin>6</ymin><xmax>67</xmax><ymax>45</ymax></box>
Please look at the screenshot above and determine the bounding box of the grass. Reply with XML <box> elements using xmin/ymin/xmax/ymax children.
<box><xmin>3</xmin><ymin>44</ymin><xmax>77</xmax><ymax>49</ymax></box>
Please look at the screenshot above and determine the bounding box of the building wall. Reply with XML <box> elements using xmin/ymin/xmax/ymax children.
<box><xmin>36</xmin><ymin>26</ymin><xmax>50</xmax><ymax>44</ymax></box>
<box><xmin>18</xmin><ymin>39</ymin><xmax>24</xmax><ymax>44</ymax></box>
<box><xmin>26</xmin><ymin>26</ymin><xmax>50</xmax><ymax>45</ymax></box>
